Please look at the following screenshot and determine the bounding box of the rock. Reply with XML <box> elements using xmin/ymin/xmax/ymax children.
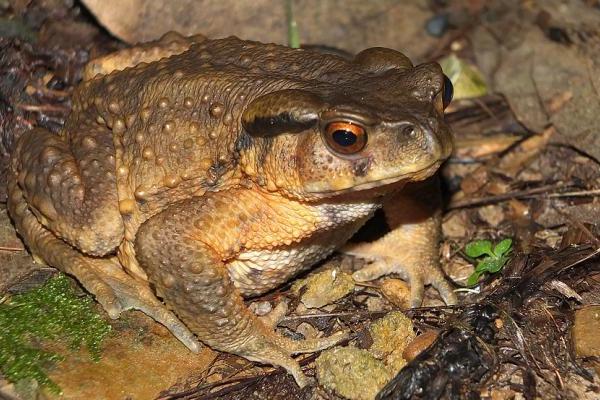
<box><xmin>315</xmin><ymin>312</ymin><xmax>417</xmax><ymax>399</ymax></box>
<box><xmin>316</xmin><ymin>347</ymin><xmax>392</xmax><ymax>400</ymax></box>
<box><xmin>369</xmin><ymin>311</ymin><xmax>415</xmax><ymax>373</ymax></box>
<box><xmin>477</xmin><ymin>204</ymin><xmax>504</xmax><ymax>227</ymax></box>
<box><xmin>296</xmin><ymin>322</ymin><xmax>320</xmax><ymax>339</ymax></box>
<box><xmin>572</xmin><ymin>306</ymin><xmax>600</xmax><ymax>375</ymax></box>
<box><xmin>425</xmin><ymin>14</ymin><xmax>449</xmax><ymax>37</ymax></box>
<box><xmin>442</xmin><ymin>212</ymin><xmax>468</xmax><ymax>238</ymax></box>
<box><xmin>47</xmin><ymin>312</ymin><xmax>217</xmax><ymax>400</ymax></box>
<box><xmin>80</xmin><ymin>0</ymin><xmax>437</xmax><ymax>60</ymax></box>
<box><xmin>379</xmin><ymin>279</ymin><xmax>411</xmax><ymax>310</ymax></box>
<box><xmin>292</xmin><ymin>268</ymin><xmax>355</xmax><ymax>309</ymax></box>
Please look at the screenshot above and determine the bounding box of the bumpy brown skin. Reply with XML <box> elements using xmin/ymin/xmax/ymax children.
<box><xmin>7</xmin><ymin>33</ymin><xmax>456</xmax><ymax>387</ymax></box>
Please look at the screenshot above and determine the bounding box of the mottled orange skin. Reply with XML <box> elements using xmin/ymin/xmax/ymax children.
<box><xmin>8</xmin><ymin>33</ymin><xmax>456</xmax><ymax>386</ymax></box>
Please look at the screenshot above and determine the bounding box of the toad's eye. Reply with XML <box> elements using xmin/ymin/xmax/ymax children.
<box><xmin>442</xmin><ymin>74</ymin><xmax>453</xmax><ymax>109</ymax></box>
<box><xmin>324</xmin><ymin>121</ymin><xmax>367</xmax><ymax>155</ymax></box>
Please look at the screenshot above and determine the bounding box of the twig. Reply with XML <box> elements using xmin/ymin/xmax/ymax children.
<box><xmin>546</xmin><ymin>189</ymin><xmax>600</xmax><ymax>198</ymax></box>
<box><xmin>472</xmin><ymin>97</ymin><xmax>499</xmax><ymax>121</ymax></box>
<box><xmin>353</xmin><ymin>281</ymin><xmax>380</xmax><ymax>289</ymax></box>
<box><xmin>32</xmin><ymin>85</ymin><xmax>70</xmax><ymax>98</ymax></box>
<box><xmin>559</xmin><ymin>247</ymin><xmax>600</xmax><ymax>272</ymax></box>
<box><xmin>449</xmin><ymin>186</ymin><xmax>600</xmax><ymax>209</ymax></box>
<box><xmin>552</xmin><ymin>205</ymin><xmax>600</xmax><ymax>247</ymax></box>
<box><xmin>16</xmin><ymin>103</ymin><xmax>70</xmax><ymax>113</ymax></box>
<box><xmin>281</xmin><ymin>310</ymin><xmax>387</xmax><ymax>322</ymax></box>
<box><xmin>0</xmin><ymin>245</ymin><xmax>25</xmax><ymax>252</ymax></box>
<box><xmin>181</xmin><ymin>376</ymin><xmax>259</xmax><ymax>400</ymax></box>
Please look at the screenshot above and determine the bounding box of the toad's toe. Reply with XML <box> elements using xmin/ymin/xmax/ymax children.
<box><xmin>257</xmin><ymin>298</ymin><xmax>290</xmax><ymax>329</ymax></box>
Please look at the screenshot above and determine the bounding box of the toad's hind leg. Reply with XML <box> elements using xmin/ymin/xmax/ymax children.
<box><xmin>10</xmin><ymin>127</ymin><xmax>123</xmax><ymax>256</ymax></box>
<box><xmin>7</xmin><ymin>176</ymin><xmax>200</xmax><ymax>352</ymax></box>
<box><xmin>135</xmin><ymin>200</ymin><xmax>347</xmax><ymax>388</ymax></box>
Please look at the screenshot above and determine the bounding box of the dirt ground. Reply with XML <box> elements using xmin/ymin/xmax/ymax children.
<box><xmin>0</xmin><ymin>1</ymin><xmax>599</xmax><ymax>399</ymax></box>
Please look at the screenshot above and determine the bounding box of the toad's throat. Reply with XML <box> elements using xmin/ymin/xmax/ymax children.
<box><xmin>228</xmin><ymin>212</ymin><xmax>373</xmax><ymax>297</ymax></box>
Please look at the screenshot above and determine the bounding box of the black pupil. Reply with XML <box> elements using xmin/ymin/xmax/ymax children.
<box><xmin>332</xmin><ymin>129</ymin><xmax>357</xmax><ymax>147</ymax></box>
<box><xmin>442</xmin><ymin>75</ymin><xmax>454</xmax><ymax>107</ymax></box>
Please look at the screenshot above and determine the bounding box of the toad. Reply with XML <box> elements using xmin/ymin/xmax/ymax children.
<box><xmin>8</xmin><ymin>33</ymin><xmax>456</xmax><ymax>386</ymax></box>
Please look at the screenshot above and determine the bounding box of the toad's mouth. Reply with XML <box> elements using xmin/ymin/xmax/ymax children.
<box><xmin>305</xmin><ymin>160</ymin><xmax>443</xmax><ymax>197</ymax></box>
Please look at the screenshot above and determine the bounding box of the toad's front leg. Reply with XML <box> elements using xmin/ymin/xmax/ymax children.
<box><xmin>344</xmin><ymin>177</ymin><xmax>457</xmax><ymax>307</ymax></box>
<box><xmin>135</xmin><ymin>195</ymin><xmax>346</xmax><ymax>387</ymax></box>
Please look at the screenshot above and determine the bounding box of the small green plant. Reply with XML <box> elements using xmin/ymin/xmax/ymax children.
<box><xmin>464</xmin><ymin>238</ymin><xmax>513</xmax><ymax>287</ymax></box>
<box><xmin>0</xmin><ymin>274</ymin><xmax>111</xmax><ymax>393</ymax></box>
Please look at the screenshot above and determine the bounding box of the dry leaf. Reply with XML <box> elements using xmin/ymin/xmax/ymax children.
<box><xmin>402</xmin><ymin>330</ymin><xmax>438</xmax><ymax>362</ymax></box>
<box><xmin>471</xmin><ymin>0</ymin><xmax>600</xmax><ymax>160</ymax></box>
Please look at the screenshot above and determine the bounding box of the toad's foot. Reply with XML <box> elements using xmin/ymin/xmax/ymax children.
<box><xmin>56</xmin><ymin>255</ymin><xmax>201</xmax><ymax>353</ymax></box>
<box><xmin>347</xmin><ymin>247</ymin><xmax>457</xmax><ymax>307</ymax></box>
<box><xmin>251</xmin><ymin>297</ymin><xmax>349</xmax><ymax>385</ymax></box>
<box><xmin>89</xmin><ymin>258</ymin><xmax>201</xmax><ymax>352</ymax></box>
<box><xmin>343</xmin><ymin>216</ymin><xmax>458</xmax><ymax>307</ymax></box>
<box><xmin>256</xmin><ymin>298</ymin><xmax>349</xmax><ymax>354</ymax></box>
<box><xmin>238</xmin><ymin>325</ymin><xmax>348</xmax><ymax>387</ymax></box>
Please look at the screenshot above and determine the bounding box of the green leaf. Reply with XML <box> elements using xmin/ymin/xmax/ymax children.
<box><xmin>439</xmin><ymin>54</ymin><xmax>488</xmax><ymax>100</ymax></box>
<box><xmin>493</xmin><ymin>238</ymin><xmax>513</xmax><ymax>257</ymax></box>
<box><xmin>467</xmin><ymin>271</ymin><xmax>482</xmax><ymax>287</ymax></box>
<box><xmin>488</xmin><ymin>255</ymin><xmax>509</xmax><ymax>273</ymax></box>
<box><xmin>465</xmin><ymin>240</ymin><xmax>494</xmax><ymax>258</ymax></box>
<box><xmin>476</xmin><ymin>258</ymin><xmax>502</xmax><ymax>273</ymax></box>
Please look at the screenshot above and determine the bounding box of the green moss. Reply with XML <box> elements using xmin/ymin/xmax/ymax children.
<box><xmin>0</xmin><ymin>274</ymin><xmax>111</xmax><ymax>393</ymax></box>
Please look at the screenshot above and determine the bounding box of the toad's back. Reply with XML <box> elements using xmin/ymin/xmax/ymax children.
<box><xmin>66</xmin><ymin>37</ymin><xmax>370</xmax><ymax>219</ymax></box>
